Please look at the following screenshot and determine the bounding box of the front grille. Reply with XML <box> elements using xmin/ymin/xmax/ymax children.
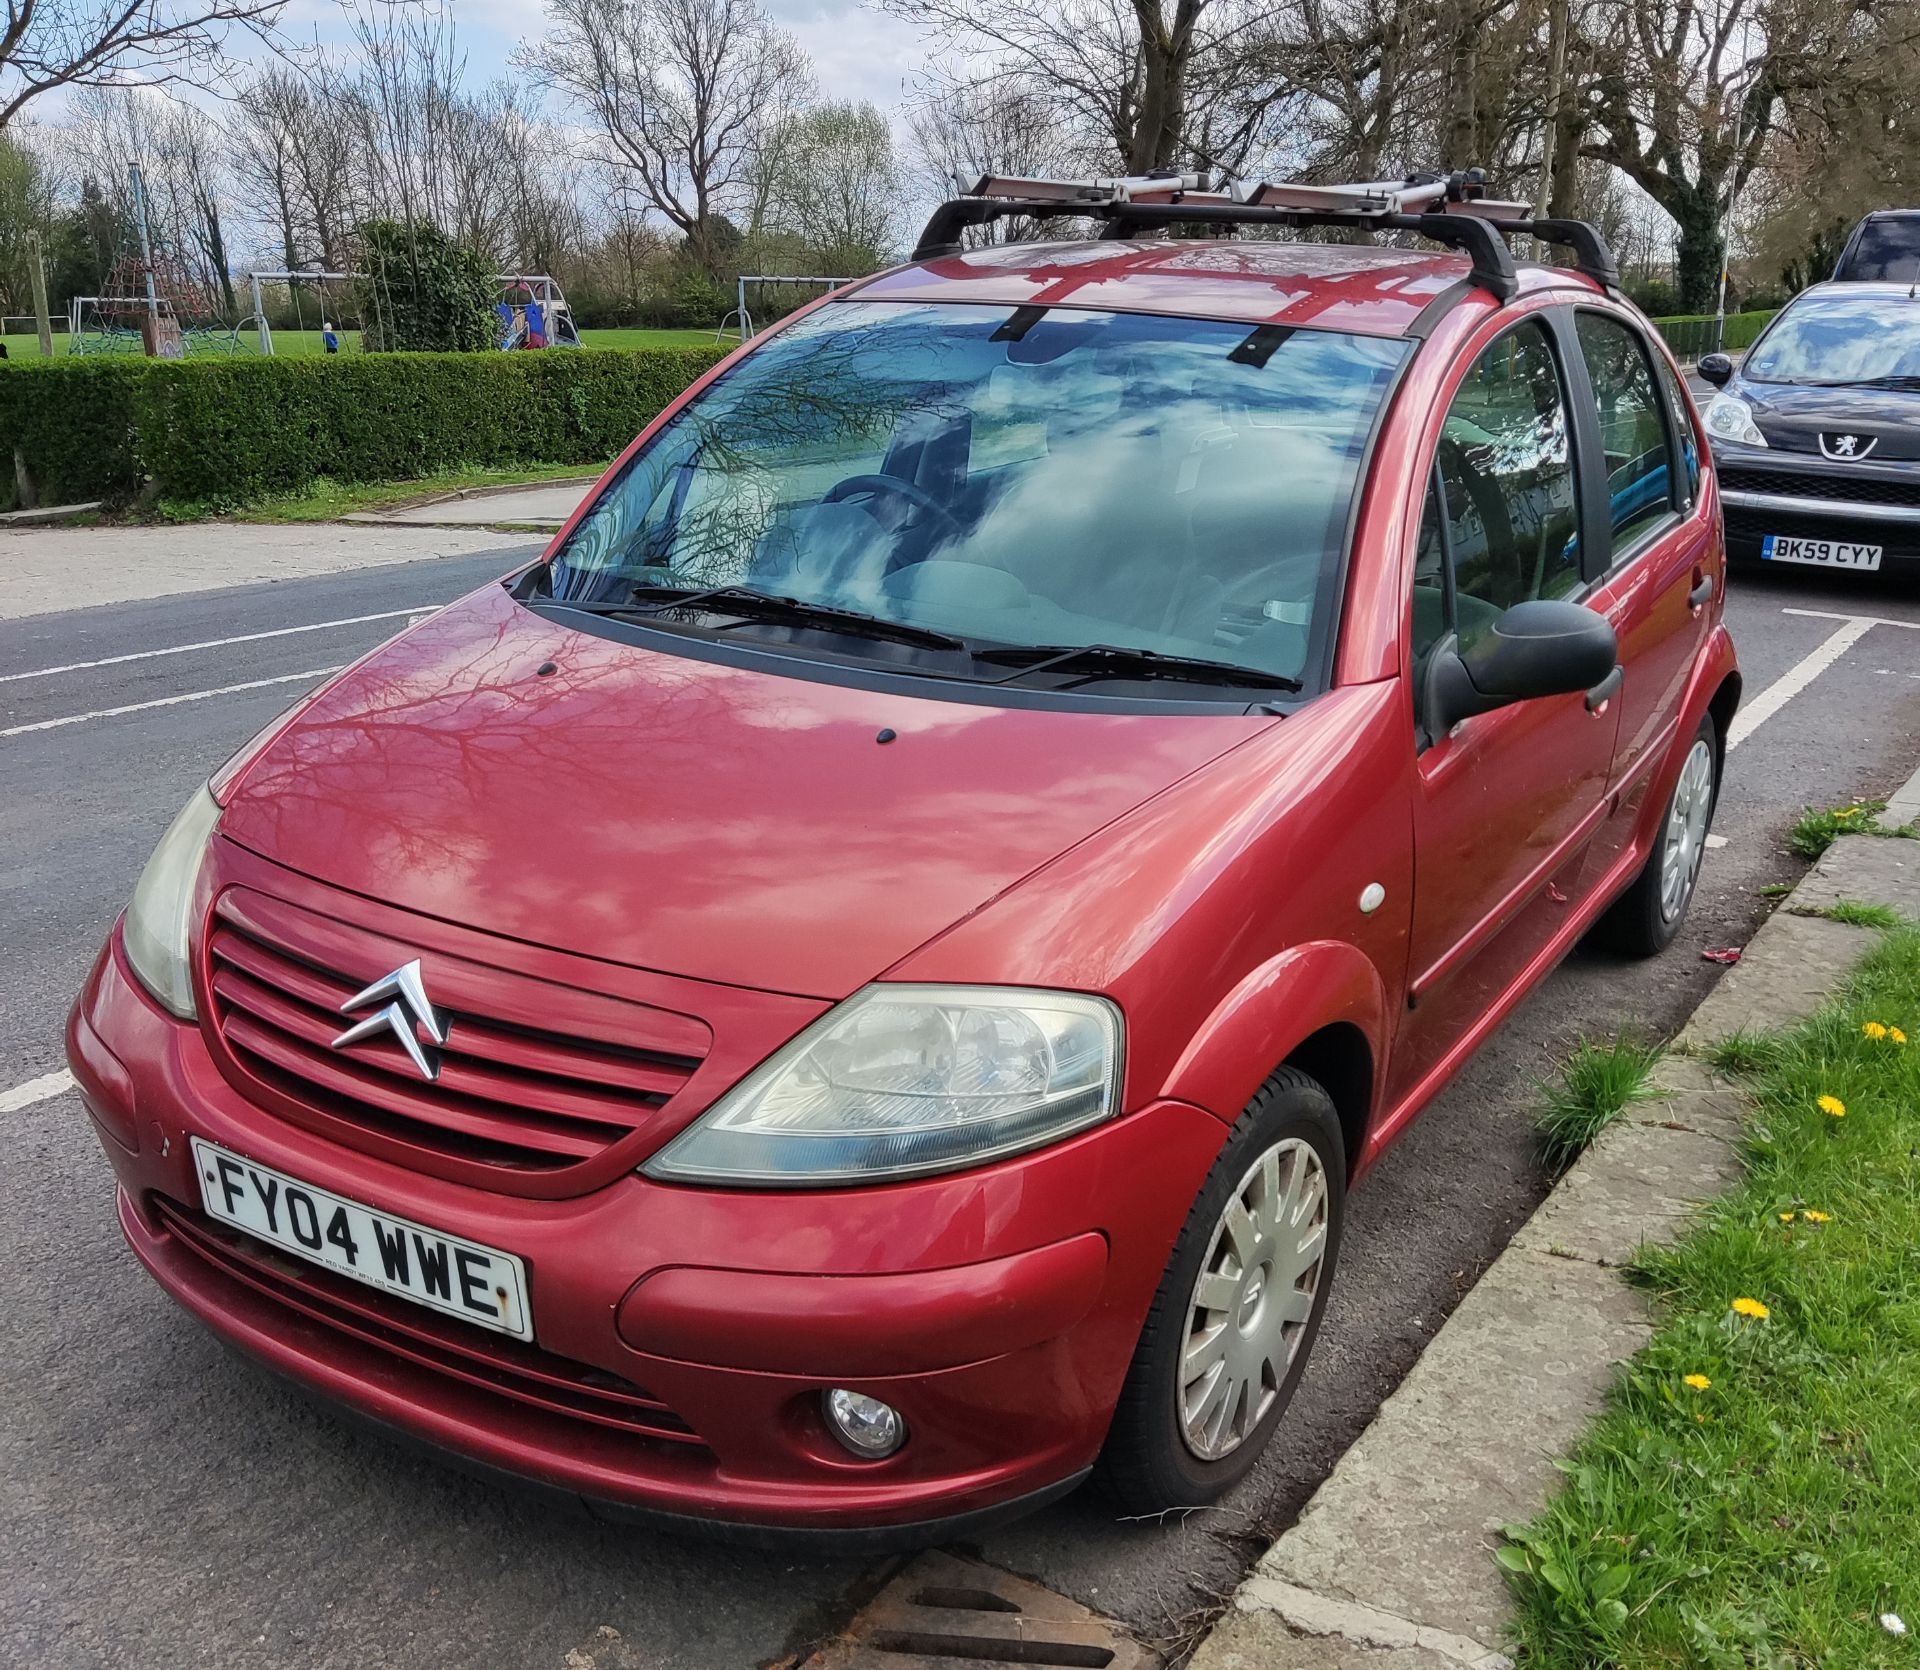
<box><xmin>205</xmin><ymin>888</ymin><xmax>709</xmax><ymax>1178</ymax></box>
<box><xmin>153</xmin><ymin>1194</ymin><xmax>707</xmax><ymax>1448</ymax></box>
<box><xmin>1719</xmin><ymin>465</ymin><xmax>1920</xmax><ymax>509</ymax></box>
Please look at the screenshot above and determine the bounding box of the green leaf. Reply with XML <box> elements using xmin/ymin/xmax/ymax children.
<box><xmin>1593</xmin><ymin>1562</ymin><xmax>1632</xmax><ymax>1601</ymax></box>
<box><xmin>1494</xmin><ymin>1546</ymin><xmax>1533</xmax><ymax>1574</ymax></box>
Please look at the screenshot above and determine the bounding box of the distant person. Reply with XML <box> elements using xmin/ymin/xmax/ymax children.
<box><xmin>0</xmin><ymin>343</ymin><xmax>9</xmax><ymax>360</ymax></box>
<box><xmin>322</xmin><ymin>321</ymin><xmax>340</xmax><ymax>354</ymax></box>
<box><xmin>526</xmin><ymin>296</ymin><xmax>547</xmax><ymax>349</ymax></box>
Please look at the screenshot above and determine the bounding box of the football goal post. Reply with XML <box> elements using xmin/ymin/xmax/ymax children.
<box><xmin>723</xmin><ymin>275</ymin><xmax>851</xmax><ymax>342</ymax></box>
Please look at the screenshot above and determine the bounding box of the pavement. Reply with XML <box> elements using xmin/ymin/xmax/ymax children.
<box><xmin>4</xmin><ymin>522</ymin><xmax>1920</xmax><ymax>1669</ymax></box>
<box><xmin>341</xmin><ymin>478</ymin><xmax>601</xmax><ymax>530</ymax></box>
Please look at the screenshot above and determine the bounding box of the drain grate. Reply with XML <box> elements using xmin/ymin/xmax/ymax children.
<box><xmin>799</xmin><ymin>1551</ymin><xmax>1160</xmax><ymax>1670</ymax></box>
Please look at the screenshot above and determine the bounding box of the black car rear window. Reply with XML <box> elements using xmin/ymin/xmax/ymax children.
<box><xmin>1835</xmin><ymin>216</ymin><xmax>1920</xmax><ymax>283</ymax></box>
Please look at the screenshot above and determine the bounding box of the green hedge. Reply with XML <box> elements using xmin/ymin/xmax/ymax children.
<box><xmin>0</xmin><ymin>345</ymin><xmax>729</xmax><ymax>511</ymax></box>
<box><xmin>1648</xmin><ymin>309</ymin><xmax>1778</xmax><ymax>361</ymax></box>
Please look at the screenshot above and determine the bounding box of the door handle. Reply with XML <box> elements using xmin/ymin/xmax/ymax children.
<box><xmin>1688</xmin><ymin>572</ymin><xmax>1715</xmax><ymax>608</ymax></box>
<box><xmin>1586</xmin><ymin>665</ymin><xmax>1624</xmax><ymax>712</ymax></box>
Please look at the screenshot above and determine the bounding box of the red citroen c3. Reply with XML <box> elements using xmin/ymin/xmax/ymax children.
<box><xmin>67</xmin><ymin>174</ymin><xmax>1738</xmax><ymax>1545</ymax></box>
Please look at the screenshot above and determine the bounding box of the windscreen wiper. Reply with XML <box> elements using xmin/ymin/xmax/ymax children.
<box><xmin>975</xmin><ymin>641</ymin><xmax>1302</xmax><ymax>692</ymax></box>
<box><xmin>535</xmin><ymin>583</ymin><xmax>969</xmax><ymax>652</ymax></box>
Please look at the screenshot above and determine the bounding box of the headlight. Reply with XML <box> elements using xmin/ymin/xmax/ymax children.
<box><xmin>122</xmin><ymin>784</ymin><xmax>221</xmax><ymax>1019</ymax></box>
<box><xmin>644</xmin><ymin>984</ymin><xmax>1123</xmax><ymax>1186</ymax></box>
<box><xmin>1704</xmin><ymin>393</ymin><xmax>1767</xmax><ymax>448</ymax></box>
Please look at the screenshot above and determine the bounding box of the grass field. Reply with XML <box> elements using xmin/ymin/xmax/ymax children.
<box><xmin>1</xmin><ymin>325</ymin><xmax>733</xmax><ymax>361</ymax></box>
<box><xmin>1506</xmin><ymin>914</ymin><xmax>1920</xmax><ymax>1669</ymax></box>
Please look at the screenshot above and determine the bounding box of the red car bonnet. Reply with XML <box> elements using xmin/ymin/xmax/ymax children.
<box><xmin>213</xmin><ymin>583</ymin><xmax>1273</xmax><ymax>998</ymax></box>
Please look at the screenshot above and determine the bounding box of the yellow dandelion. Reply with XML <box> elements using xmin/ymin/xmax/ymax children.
<box><xmin>1893</xmin><ymin>1028</ymin><xmax>1909</xmax><ymax>1046</ymax></box>
<box><xmin>1864</xmin><ymin>1022</ymin><xmax>1889</xmax><ymax>1041</ymax></box>
<box><xmin>1684</xmin><ymin>1373</ymin><xmax>1712</xmax><ymax>1390</ymax></box>
<box><xmin>1804</xmin><ymin>1210</ymin><xmax>1832</xmax><ymax>1224</ymax></box>
<box><xmin>1780</xmin><ymin>1211</ymin><xmax>1796</xmax><ymax>1223</ymax></box>
<box><xmin>1819</xmin><ymin>1094</ymin><xmax>1847</xmax><ymax>1118</ymax></box>
<box><xmin>1732</xmin><ymin>1297</ymin><xmax>1771</xmax><ymax>1320</ymax></box>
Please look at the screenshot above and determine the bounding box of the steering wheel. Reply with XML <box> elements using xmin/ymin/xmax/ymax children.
<box><xmin>822</xmin><ymin>473</ymin><xmax>965</xmax><ymax>542</ymax></box>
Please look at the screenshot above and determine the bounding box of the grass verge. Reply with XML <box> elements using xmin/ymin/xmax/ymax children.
<box><xmin>1504</xmin><ymin>924</ymin><xmax>1920</xmax><ymax>1668</ymax></box>
<box><xmin>1535</xmin><ymin>1038</ymin><xmax>1662</xmax><ymax>1178</ymax></box>
<box><xmin>155</xmin><ymin>461</ymin><xmax>607</xmax><ymax>525</ymax></box>
<box><xmin>1788</xmin><ymin>800</ymin><xmax>1903</xmax><ymax>860</ymax></box>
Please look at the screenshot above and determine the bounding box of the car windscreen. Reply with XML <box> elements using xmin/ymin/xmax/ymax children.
<box><xmin>1743</xmin><ymin>293</ymin><xmax>1920</xmax><ymax>384</ymax></box>
<box><xmin>1834</xmin><ymin>217</ymin><xmax>1920</xmax><ymax>283</ymax></box>
<box><xmin>542</xmin><ymin>300</ymin><xmax>1409</xmax><ymax>691</ymax></box>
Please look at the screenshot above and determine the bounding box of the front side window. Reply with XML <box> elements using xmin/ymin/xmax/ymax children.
<box><xmin>540</xmin><ymin>301</ymin><xmax>1409</xmax><ymax>695</ymax></box>
<box><xmin>1574</xmin><ymin>312</ymin><xmax>1675</xmax><ymax>554</ymax></box>
<box><xmin>1420</xmin><ymin>318</ymin><xmax>1582</xmax><ymax>660</ymax></box>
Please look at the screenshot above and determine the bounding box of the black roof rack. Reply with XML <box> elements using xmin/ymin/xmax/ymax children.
<box><xmin>909</xmin><ymin>171</ymin><xmax>1622</xmax><ymax>304</ymax></box>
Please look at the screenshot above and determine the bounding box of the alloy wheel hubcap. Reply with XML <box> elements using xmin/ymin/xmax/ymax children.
<box><xmin>1659</xmin><ymin>739</ymin><xmax>1715</xmax><ymax>923</ymax></box>
<box><xmin>1179</xmin><ymin>1137</ymin><xmax>1329</xmax><ymax>1462</ymax></box>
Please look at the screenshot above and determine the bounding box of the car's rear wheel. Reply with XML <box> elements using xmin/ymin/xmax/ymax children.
<box><xmin>1098</xmin><ymin>1068</ymin><xmax>1344</xmax><ymax>1513</ymax></box>
<box><xmin>1592</xmin><ymin>714</ymin><xmax>1719</xmax><ymax>957</ymax></box>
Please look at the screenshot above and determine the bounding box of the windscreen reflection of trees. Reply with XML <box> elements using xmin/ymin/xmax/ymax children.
<box><xmin>1745</xmin><ymin>300</ymin><xmax>1920</xmax><ymax>385</ymax></box>
<box><xmin>550</xmin><ymin>303</ymin><xmax>1403</xmax><ymax>670</ymax></box>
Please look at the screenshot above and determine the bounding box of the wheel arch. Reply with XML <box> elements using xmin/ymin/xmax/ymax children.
<box><xmin>1157</xmin><ymin>940</ymin><xmax>1389</xmax><ymax>1181</ymax></box>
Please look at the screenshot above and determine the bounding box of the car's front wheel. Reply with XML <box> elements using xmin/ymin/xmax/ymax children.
<box><xmin>1592</xmin><ymin>713</ymin><xmax>1720</xmax><ymax>957</ymax></box>
<box><xmin>1098</xmin><ymin>1068</ymin><xmax>1345</xmax><ymax>1513</ymax></box>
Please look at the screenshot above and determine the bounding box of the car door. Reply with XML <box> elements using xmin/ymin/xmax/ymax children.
<box><xmin>1390</xmin><ymin>312</ymin><xmax>1623</xmax><ymax>1110</ymax></box>
<box><xmin>1564</xmin><ymin>310</ymin><xmax>1717</xmax><ymax>861</ymax></box>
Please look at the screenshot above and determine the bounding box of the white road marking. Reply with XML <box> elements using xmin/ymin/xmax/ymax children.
<box><xmin>1726</xmin><ymin>616</ymin><xmax>1879</xmax><ymax>752</ymax></box>
<box><xmin>0</xmin><ymin>607</ymin><xmax>429</xmax><ymax>684</ymax></box>
<box><xmin>1783</xmin><ymin>607</ymin><xmax>1920</xmax><ymax>631</ymax></box>
<box><xmin>2</xmin><ymin>666</ymin><xmax>343</xmax><ymax>739</ymax></box>
<box><xmin>0</xmin><ymin>1069</ymin><xmax>75</xmax><ymax>1113</ymax></box>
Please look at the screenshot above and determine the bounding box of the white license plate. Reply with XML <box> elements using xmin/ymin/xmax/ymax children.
<box><xmin>1761</xmin><ymin>534</ymin><xmax>1883</xmax><ymax>570</ymax></box>
<box><xmin>192</xmin><ymin>1138</ymin><xmax>532</xmax><ymax>1341</ymax></box>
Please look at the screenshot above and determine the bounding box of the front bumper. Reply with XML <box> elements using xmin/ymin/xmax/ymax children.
<box><xmin>1712</xmin><ymin>448</ymin><xmax>1920</xmax><ymax>566</ymax></box>
<box><xmin>68</xmin><ymin>935</ymin><xmax>1225</xmax><ymax>1543</ymax></box>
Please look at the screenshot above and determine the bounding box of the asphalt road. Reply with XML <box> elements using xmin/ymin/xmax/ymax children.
<box><xmin>6</xmin><ymin>545</ymin><xmax>1920</xmax><ymax>1670</ymax></box>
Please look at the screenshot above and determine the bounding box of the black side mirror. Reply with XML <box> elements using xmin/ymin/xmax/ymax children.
<box><xmin>1696</xmin><ymin>352</ymin><xmax>1734</xmax><ymax>387</ymax></box>
<box><xmin>1426</xmin><ymin>599</ymin><xmax>1619</xmax><ymax>736</ymax></box>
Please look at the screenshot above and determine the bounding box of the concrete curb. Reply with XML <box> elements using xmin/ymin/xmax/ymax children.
<box><xmin>1189</xmin><ymin>829</ymin><xmax>1920</xmax><ymax>1670</ymax></box>
<box><xmin>1881</xmin><ymin>756</ymin><xmax>1920</xmax><ymax>831</ymax></box>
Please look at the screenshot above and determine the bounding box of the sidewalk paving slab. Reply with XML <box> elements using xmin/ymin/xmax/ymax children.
<box><xmin>1676</xmin><ymin>909</ymin><xmax>1876</xmax><ymax>1050</ymax></box>
<box><xmin>1250</xmin><ymin>1248</ymin><xmax>1651</xmax><ymax>1654</ymax></box>
<box><xmin>1786</xmin><ymin>833</ymin><xmax>1920</xmax><ymax>919</ymax></box>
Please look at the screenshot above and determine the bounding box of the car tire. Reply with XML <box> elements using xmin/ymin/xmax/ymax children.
<box><xmin>1097</xmin><ymin>1067</ymin><xmax>1345</xmax><ymax>1515</ymax></box>
<box><xmin>1591</xmin><ymin>713</ymin><xmax>1720</xmax><ymax>958</ymax></box>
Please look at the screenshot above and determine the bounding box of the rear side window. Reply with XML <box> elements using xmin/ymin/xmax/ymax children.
<box><xmin>1573</xmin><ymin>313</ymin><xmax>1675</xmax><ymax>554</ymax></box>
<box><xmin>1427</xmin><ymin>319</ymin><xmax>1583</xmax><ymax>656</ymax></box>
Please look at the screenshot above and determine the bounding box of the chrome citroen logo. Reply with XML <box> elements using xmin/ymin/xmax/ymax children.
<box><xmin>1820</xmin><ymin>432</ymin><xmax>1875</xmax><ymax>460</ymax></box>
<box><xmin>330</xmin><ymin>959</ymin><xmax>449</xmax><ymax>1081</ymax></box>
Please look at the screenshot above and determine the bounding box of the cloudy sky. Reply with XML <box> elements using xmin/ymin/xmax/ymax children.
<box><xmin>271</xmin><ymin>0</ymin><xmax>937</xmax><ymax>122</ymax></box>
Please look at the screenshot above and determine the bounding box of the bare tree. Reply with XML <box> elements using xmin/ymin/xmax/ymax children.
<box><xmin>904</xmin><ymin>83</ymin><xmax>1093</xmax><ymax>246</ymax></box>
<box><xmin>1571</xmin><ymin>0</ymin><xmax>1914</xmax><ymax>309</ymax></box>
<box><xmin>881</xmin><ymin>0</ymin><xmax>1293</xmax><ymax>176</ymax></box>
<box><xmin>0</xmin><ymin>0</ymin><xmax>285</xmax><ymax>129</ymax></box>
<box><xmin>523</xmin><ymin>0</ymin><xmax>813</xmax><ymax>276</ymax></box>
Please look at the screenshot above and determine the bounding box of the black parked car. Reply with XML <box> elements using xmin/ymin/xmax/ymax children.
<box><xmin>1699</xmin><ymin>282</ymin><xmax>1920</xmax><ymax>575</ymax></box>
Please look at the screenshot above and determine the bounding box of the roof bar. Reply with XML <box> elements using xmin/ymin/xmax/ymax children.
<box><xmin>910</xmin><ymin>170</ymin><xmax>1621</xmax><ymax>304</ymax></box>
<box><xmin>912</xmin><ymin>196</ymin><xmax>1519</xmax><ymax>300</ymax></box>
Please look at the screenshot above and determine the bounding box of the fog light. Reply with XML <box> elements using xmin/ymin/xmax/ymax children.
<box><xmin>824</xmin><ymin>1388</ymin><xmax>906</xmax><ymax>1458</ymax></box>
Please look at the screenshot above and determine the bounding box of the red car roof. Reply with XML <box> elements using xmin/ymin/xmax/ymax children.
<box><xmin>857</xmin><ymin>237</ymin><xmax>1595</xmax><ymax>338</ymax></box>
